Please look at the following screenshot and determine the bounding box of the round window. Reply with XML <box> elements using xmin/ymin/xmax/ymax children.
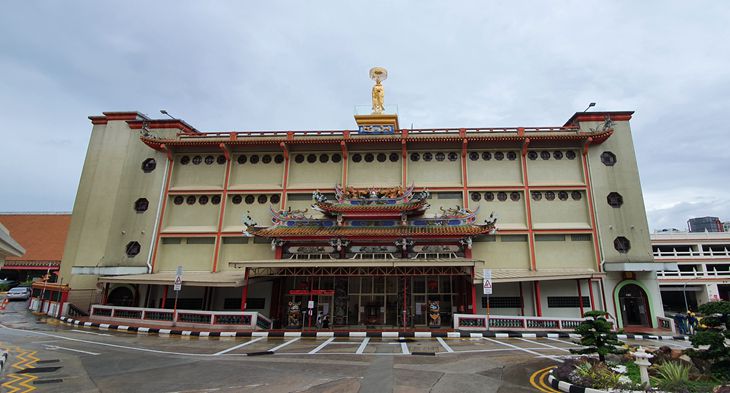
<box><xmin>485</xmin><ymin>192</ymin><xmax>495</xmax><ymax>201</ymax></box>
<box><xmin>352</xmin><ymin>153</ymin><xmax>362</xmax><ymax>163</ymax></box>
<box><xmin>232</xmin><ymin>195</ymin><xmax>243</xmax><ymax>204</ymax></box>
<box><xmin>410</xmin><ymin>153</ymin><xmax>420</xmax><ymax>162</ymax></box>
<box><xmin>376</xmin><ymin>153</ymin><xmax>386</xmax><ymax>162</ymax></box>
<box><xmin>558</xmin><ymin>191</ymin><xmax>568</xmax><ymax>201</ymax></box>
<box><xmin>494</xmin><ymin>152</ymin><xmax>504</xmax><ymax>161</ymax></box>
<box><xmin>307</xmin><ymin>154</ymin><xmax>317</xmax><ymax>163</ymax></box>
<box><xmin>566</xmin><ymin>151</ymin><xmax>577</xmax><ymax>160</ymax></box>
<box><xmin>469</xmin><ymin>152</ymin><xmax>480</xmax><ymax>161</ymax></box>
<box><xmin>507</xmin><ymin>152</ymin><xmax>517</xmax><ymax>161</ymax></box>
<box><xmin>192</xmin><ymin>156</ymin><xmax>202</xmax><ymax>165</ymax></box>
<box><xmin>435</xmin><ymin>152</ymin><xmax>446</xmax><ymax>162</ymax></box>
<box><xmin>497</xmin><ymin>192</ymin><xmax>507</xmax><ymax>201</ymax></box>
<box><xmin>571</xmin><ymin>191</ymin><xmax>582</xmax><ymax>200</ymax></box>
<box><xmin>245</xmin><ymin>195</ymin><xmax>255</xmax><ymax>204</ymax></box>
<box><xmin>470</xmin><ymin>192</ymin><xmax>481</xmax><ymax>202</ymax></box>
<box><xmin>364</xmin><ymin>153</ymin><xmax>374</xmax><ymax>162</ymax></box>
<box><xmin>294</xmin><ymin>154</ymin><xmax>305</xmax><ymax>164</ymax></box>
<box><xmin>274</xmin><ymin>154</ymin><xmax>284</xmax><ymax>164</ymax></box>
<box><xmin>211</xmin><ymin>195</ymin><xmax>221</xmax><ymax>205</ymax></box>
<box><xmin>180</xmin><ymin>156</ymin><xmax>190</xmax><ymax>165</ymax></box>
<box><xmin>250</xmin><ymin>155</ymin><xmax>260</xmax><ymax>164</ymax></box>
<box><xmin>331</xmin><ymin>153</ymin><xmax>342</xmax><ymax>163</ymax></box>
<box><xmin>553</xmin><ymin>151</ymin><xmax>563</xmax><ymax>160</ymax></box>
<box><xmin>261</xmin><ymin>155</ymin><xmax>272</xmax><ymax>164</ymax></box>
<box><xmin>186</xmin><ymin>196</ymin><xmax>196</xmax><ymax>205</ymax></box>
<box><xmin>540</xmin><ymin>151</ymin><xmax>550</xmax><ymax>160</ymax></box>
<box><xmin>545</xmin><ymin>191</ymin><xmax>555</xmax><ymax>201</ymax></box>
<box><xmin>217</xmin><ymin>155</ymin><xmax>227</xmax><ymax>165</ymax></box>
<box><xmin>510</xmin><ymin>192</ymin><xmax>520</xmax><ymax>201</ymax></box>
<box><xmin>204</xmin><ymin>155</ymin><xmax>215</xmax><ymax>165</ymax></box>
<box><xmin>482</xmin><ymin>152</ymin><xmax>492</xmax><ymax>161</ymax></box>
<box><xmin>531</xmin><ymin>192</ymin><xmax>542</xmax><ymax>201</ymax></box>
<box><xmin>319</xmin><ymin>154</ymin><xmax>329</xmax><ymax>163</ymax></box>
<box><xmin>257</xmin><ymin>195</ymin><xmax>268</xmax><ymax>204</ymax></box>
<box><xmin>270</xmin><ymin>194</ymin><xmax>281</xmax><ymax>204</ymax></box>
<box><xmin>199</xmin><ymin>195</ymin><xmax>209</xmax><ymax>205</ymax></box>
<box><xmin>173</xmin><ymin>196</ymin><xmax>184</xmax><ymax>205</ymax></box>
<box><xmin>527</xmin><ymin>151</ymin><xmax>538</xmax><ymax>160</ymax></box>
<box><xmin>237</xmin><ymin>155</ymin><xmax>247</xmax><ymax>164</ymax></box>
<box><xmin>423</xmin><ymin>152</ymin><xmax>433</xmax><ymax>161</ymax></box>
<box><xmin>142</xmin><ymin>158</ymin><xmax>156</xmax><ymax>173</ymax></box>
<box><xmin>389</xmin><ymin>152</ymin><xmax>399</xmax><ymax>162</ymax></box>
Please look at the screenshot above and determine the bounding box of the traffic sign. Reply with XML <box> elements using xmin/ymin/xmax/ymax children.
<box><xmin>174</xmin><ymin>266</ymin><xmax>183</xmax><ymax>291</ymax></box>
<box><xmin>483</xmin><ymin>269</ymin><xmax>492</xmax><ymax>295</ymax></box>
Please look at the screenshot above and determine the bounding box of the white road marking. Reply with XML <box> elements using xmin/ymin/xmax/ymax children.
<box><xmin>517</xmin><ymin>338</ymin><xmax>570</xmax><ymax>352</ymax></box>
<box><xmin>356</xmin><ymin>337</ymin><xmax>370</xmax><ymax>354</ymax></box>
<box><xmin>214</xmin><ymin>337</ymin><xmax>266</xmax><ymax>355</ymax></box>
<box><xmin>269</xmin><ymin>338</ymin><xmax>300</xmax><ymax>352</ymax></box>
<box><xmin>482</xmin><ymin>337</ymin><xmax>563</xmax><ymax>363</ymax></box>
<box><xmin>71</xmin><ymin>329</ymin><xmax>111</xmax><ymax>337</ymax></box>
<box><xmin>547</xmin><ymin>337</ymin><xmax>582</xmax><ymax>347</ymax></box>
<box><xmin>436</xmin><ymin>337</ymin><xmax>454</xmax><ymax>353</ymax></box>
<box><xmin>309</xmin><ymin>337</ymin><xmax>336</xmax><ymax>354</ymax></box>
<box><xmin>44</xmin><ymin>344</ymin><xmax>100</xmax><ymax>355</ymax></box>
<box><xmin>400</xmin><ymin>341</ymin><xmax>410</xmax><ymax>355</ymax></box>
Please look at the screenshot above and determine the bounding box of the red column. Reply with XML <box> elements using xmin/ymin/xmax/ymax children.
<box><xmin>587</xmin><ymin>279</ymin><xmax>595</xmax><ymax>311</ymax></box>
<box><xmin>534</xmin><ymin>281</ymin><xmax>542</xmax><ymax>317</ymax></box>
<box><xmin>102</xmin><ymin>283</ymin><xmax>110</xmax><ymax>305</ymax></box>
<box><xmin>161</xmin><ymin>286</ymin><xmax>168</xmax><ymax>308</ymax></box>
<box><xmin>58</xmin><ymin>290</ymin><xmax>69</xmax><ymax>318</ymax></box>
<box><xmin>471</xmin><ymin>268</ymin><xmax>477</xmax><ymax>314</ymax></box>
<box><xmin>577</xmin><ymin>279</ymin><xmax>584</xmax><ymax>317</ymax></box>
<box><xmin>241</xmin><ymin>268</ymin><xmax>249</xmax><ymax>311</ymax></box>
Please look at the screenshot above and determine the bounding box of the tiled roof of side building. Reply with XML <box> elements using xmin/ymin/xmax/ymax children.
<box><xmin>0</xmin><ymin>213</ymin><xmax>71</xmax><ymax>263</ymax></box>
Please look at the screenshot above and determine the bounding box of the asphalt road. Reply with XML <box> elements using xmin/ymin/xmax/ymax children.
<box><xmin>0</xmin><ymin>299</ymin><xmax>691</xmax><ymax>393</ymax></box>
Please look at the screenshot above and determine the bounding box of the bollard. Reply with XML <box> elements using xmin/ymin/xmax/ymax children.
<box><xmin>633</xmin><ymin>346</ymin><xmax>654</xmax><ymax>387</ymax></box>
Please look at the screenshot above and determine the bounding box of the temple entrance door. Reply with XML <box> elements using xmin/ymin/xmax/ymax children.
<box><xmin>619</xmin><ymin>284</ymin><xmax>650</xmax><ymax>326</ymax></box>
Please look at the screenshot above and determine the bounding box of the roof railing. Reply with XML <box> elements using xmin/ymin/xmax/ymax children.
<box><xmin>178</xmin><ymin>126</ymin><xmax>580</xmax><ymax>140</ymax></box>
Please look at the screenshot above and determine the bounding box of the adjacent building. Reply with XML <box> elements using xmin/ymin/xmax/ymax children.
<box><xmin>653</xmin><ymin>230</ymin><xmax>730</xmax><ymax>313</ymax></box>
<box><xmin>688</xmin><ymin>216</ymin><xmax>723</xmax><ymax>233</ymax></box>
<box><xmin>0</xmin><ymin>213</ymin><xmax>70</xmax><ymax>281</ymax></box>
<box><xmin>55</xmin><ymin>87</ymin><xmax>669</xmax><ymax>330</ymax></box>
<box><xmin>0</xmin><ymin>222</ymin><xmax>24</xmax><ymax>266</ymax></box>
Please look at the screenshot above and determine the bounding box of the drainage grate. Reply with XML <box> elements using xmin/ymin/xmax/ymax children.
<box><xmin>34</xmin><ymin>379</ymin><xmax>63</xmax><ymax>385</ymax></box>
<box><xmin>411</xmin><ymin>352</ymin><xmax>436</xmax><ymax>356</ymax></box>
<box><xmin>246</xmin><ymin>351</ymin><xmax>274</xmax><ymax>356</ymax></box>
<box><xmin>17</xmin><ymin>366</ymin><xmax>62</xmax><ymax>374</ymax></box>
<box><xmin>36</xmin><ymin>359</ymin><xmax>60</xmax><ymax>364</ymax></box>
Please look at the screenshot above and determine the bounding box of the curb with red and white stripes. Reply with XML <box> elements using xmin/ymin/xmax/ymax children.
<box><xmin>58</xmin><ymin>316</ymin><xmax>689</xmax><ymax>341</ymax></box>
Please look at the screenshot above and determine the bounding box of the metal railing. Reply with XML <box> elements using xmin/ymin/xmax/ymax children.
<box><xmin>177</xmin><ymin>126</ymin><xmax>581</xmax><ymax>140</ymax></box>
<box><xmin>89</xmin><ymin>305</ymin><xmax>272</xmax><ymax>330</ymax></box>
<box><xmin>452</xmin><ymin>313</ymin><xmax>616</xmax><ymax>331</ymax></box>
<box><xmin>654</xmin><ymin>248</ymin><xmax>730</xmax><ymax>258</ymax></box>
<box><xmin>657</xmin><ymin>268</ymin><xmax>730</xmax><ymax>279</ymax></box>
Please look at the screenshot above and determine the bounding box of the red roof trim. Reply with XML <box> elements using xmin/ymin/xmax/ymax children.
<box><xmin>140</xmin><ymin>129</ymin><xmax>613</xmax><ymax>150</ymax></box>
<box><xmin>88</xmin><ymin>111</ymin><xmax>149</xmax><ymax>125</ymax></box>
<box><xmin>563</xmin><ymin>111</ymin><xmax>634</xmax><ymax>127</ymax></box>
<box><xmin>128</xmin><ymin>119</ymin><xmax>197</xmax><ymax>134</ymax></box>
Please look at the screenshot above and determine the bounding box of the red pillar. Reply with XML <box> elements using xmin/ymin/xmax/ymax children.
<box><xmin>102</xmin><ymin>283</ymin><xmax>110</xmax><ymax>305</ymax></box>
<box><xmin>534</xmin><ymin>281</ymin><xmax>542</xmax><ymax>317</ymax></box>
<box><xmin>58</xmin><ymin>290</ymin><xmax>69</xmax><ymax>318</ymax></box>
<box><xmin>161</xmin><ymin>285</ymin><xmax>168</xmax><ymax>308</ymax></box>
<box><xmin>587</xmin><ymin>279</ymin><xmax>595</xmax><ymax>311</ymax></box>
<box><xmin>241</xmin><ymin>268</ymin><xmax>249</xmax><ymax>311</ymax></box>
<box><xmin>471</xmin><ymin>268</ymin><xmax>477</xmax><ymax>314</ymax></box>
<box><xmin>577</xmin><ymin>279</ymin><xmax>584</xmax><ymax>317</ymax></box>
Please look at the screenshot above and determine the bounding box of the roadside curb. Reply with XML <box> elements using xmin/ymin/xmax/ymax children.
<box><xmin>547</xmin><ymin>370</ymin><xmax>644</xmax><ymax>393</ymax></box>
<box><xmin>57</xmin><ymin>316</ymin><xmax>689</xmax><ymax>341</ymax></box>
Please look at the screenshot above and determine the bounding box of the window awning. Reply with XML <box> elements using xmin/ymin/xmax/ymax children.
<box><xmin>98</xmin><ymin>271</ymin><xmax>248</xmax><ymax>287</ymax></box>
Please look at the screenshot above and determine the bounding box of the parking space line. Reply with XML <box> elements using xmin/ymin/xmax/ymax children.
<box><xmin>213</xmin><ymin>337</ymin><xmax>265</xmax><ymax>356</ymax></box>
<box><xmin>546</xmin><ymin>337</ymin><xmax>581</xmax><ymax>347</ymax></box>
<box><xmin>517</xmin><ymin>338</ymin><xmax>570</xmax><ymax>352</ymax></box>
<box><xmin>482</xmin><ymin>337</ymin><xmax>563</xmax><ymax>363</ymax></box>
<box><xmin>400</xmin><ymin>341</ymin><xmax>410</xmax><ymax>355</ymax></box>
<box><xmin>309</xmin><ymin>337</ymin><xmax>335</xmax><ymax>354</ymax></box>
<box><xmin>436</xmin><ymin>337</ymin><xmax>453</xmax><ymax>353</ymax></box>
<box><xmin>269</xmin><ymin>338</ymin><xmax>300</xmax><ymax>352</ymax></box>
<box><xmin>355</xmin><ymin>338</ymin><xmax>370</xmax><ymax>354</ymax></box>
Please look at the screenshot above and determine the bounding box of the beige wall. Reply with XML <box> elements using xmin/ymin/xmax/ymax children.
<box><xmin>585</xmin><ymin>120</ymin><xmax>654</xmax><ymax>265</ymax></box>
<box><xmin>533</xmin><ymin>234</ymin><xmax>596</xmax><ymax>270</ymax></box>
<box><xmin>229</xmin><ymin>153</ymin><xmax>284</xmax><ymax>190</ymax></box>
<box><xmin>60</xmin><ymin>119</ymin><xmax>177</xmax><ymax>290</ymax></box>
<box><xmin>466</xmin><ymin>150</ymin><xmax>522</xmax><ymax>186</ymax></box>
<box><xmin>472</xmin><ymin>236</ymin><xmax>531</xmax><ymax>270</ymax></box>
<box><xmin>288</xmin><ymin>152</ymin><xmax>342</xmax><ymax>188</ymax></box>
<box><xmin>530</xmin><ymin>191</ymin><xmax>591</xmax><ymax>229</ymax></box>
<box><xmin>348</xmin><ymin>151</ymin><xmax>401</xmax><ymax>187</ymax></box>
<box><xmin>407</xmin><ymin>151</ymin><xmax>462</xmax><ymax>187</ymax></box>
<box><xmin>526</xmin><ymin>150</ymin><xmax>584</xmax><ymax>186</ymax></box>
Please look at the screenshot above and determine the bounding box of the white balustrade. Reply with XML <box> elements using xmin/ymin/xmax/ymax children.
<box><xmin>89</xmin><ymin>305</ymin><xmax>271</xmax><ymax>330</ymax></box>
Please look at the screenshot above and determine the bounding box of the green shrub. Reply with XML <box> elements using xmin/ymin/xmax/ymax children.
<box><xmin>573</xmin><ymin>362</ymin><xmax>623</xmax><ymax>390</ymax></box>
<box><xmin>689</xmin><ymin>300</ymin><xmax>730</xmax><ymax>381</ymax></box>
<box><xmin>570</xmin><ymin>310</ymin><xmax>626</xmax><ymax>362</ymax></box>
<box><xmin>651</xmin><ymin>361</ymin><xmax>691</xmax><ymax>392</ymax></box>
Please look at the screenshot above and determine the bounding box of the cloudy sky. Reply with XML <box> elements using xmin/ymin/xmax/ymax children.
<box><xmin>1</xmin><ymin>1</ymin><xmax>728</xmax><ymax>231</ymax></box>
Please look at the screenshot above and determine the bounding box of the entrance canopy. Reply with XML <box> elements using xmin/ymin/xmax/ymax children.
<box><xmin>230</xmin><ymin>259</ymin><xmax>484</xmax><ymax>282</ymax></box>
<box><xmin>484</xmin><ymin>269</ymin><xmax>603</xmax><ymax>283</ymax></box>
<box><xmin>98</xmin><ymin>271</ymin><xmax>247</xmax><ymax>287</ymax></box>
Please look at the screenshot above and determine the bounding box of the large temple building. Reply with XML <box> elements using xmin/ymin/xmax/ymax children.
<box><xmin>50</xmin><ymin>72</ymin><xmax>671</xmax><ymax>331</ymax></box>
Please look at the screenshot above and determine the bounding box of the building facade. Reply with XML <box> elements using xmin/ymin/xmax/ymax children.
<box><xmin>58</xmin><ymin>105</ymin><xmax>668</xmax><ymax>330</ymax></box>
<box><xmin>688</xmin><ymin>216</ymin><xmax>723</xmax><ymax>233</ymax></box>
<box><xmin>0</xmin><ymin>213</ymin><xmax>70</xmax><ymax>282</ymax></box>
<box><xmin>653</xmin><ymin>230</ymin><xmax>730</xmax><ymax>313</ymax></box>
<box><xmin>0</xmin><ymin>222</ymin><xmax>24</xmax><ymax>265</ymax></box>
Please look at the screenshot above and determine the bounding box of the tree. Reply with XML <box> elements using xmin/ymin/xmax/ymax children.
<box><xmin>689</xmin><ymin>300</ymin><xmax>730</xmax><ymax>379</ymax></box>
<box><xmin>571</xmin><ymin>310</ymin><xmax>626</xmax><ymax>362</ymax></box>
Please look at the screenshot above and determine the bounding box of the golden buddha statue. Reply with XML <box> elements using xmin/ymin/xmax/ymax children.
<box><xmin>369</xmin><ymin>67</ymin><xmax>388</xmax><ymax>114</ymax></box>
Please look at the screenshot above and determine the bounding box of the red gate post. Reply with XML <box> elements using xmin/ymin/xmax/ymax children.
<box><xmin>534</xmin><ymin>281</ymin><xmax>542</xmax><ymax>317</ymax></box>
<box><xmin>241</xmin><ymin>267</ymin><xmax>249</xmax><ymax>311</ymax></box>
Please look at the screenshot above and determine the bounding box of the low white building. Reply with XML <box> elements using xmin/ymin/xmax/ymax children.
<box><xmin>653</xmin><ymin>230</ymin><xmax>730</xmax><ymax>313</ymax></box>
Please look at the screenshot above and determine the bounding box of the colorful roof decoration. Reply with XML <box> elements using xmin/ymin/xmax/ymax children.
<box><xmin>312</xmin><ymin>185</ymin><xmax>430</xmax><ymax>217</ymax></box>
<box><xmin>243</xmin><ymin>186</ymin><xmax>496</xmax><ymax>241</ymax></box>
